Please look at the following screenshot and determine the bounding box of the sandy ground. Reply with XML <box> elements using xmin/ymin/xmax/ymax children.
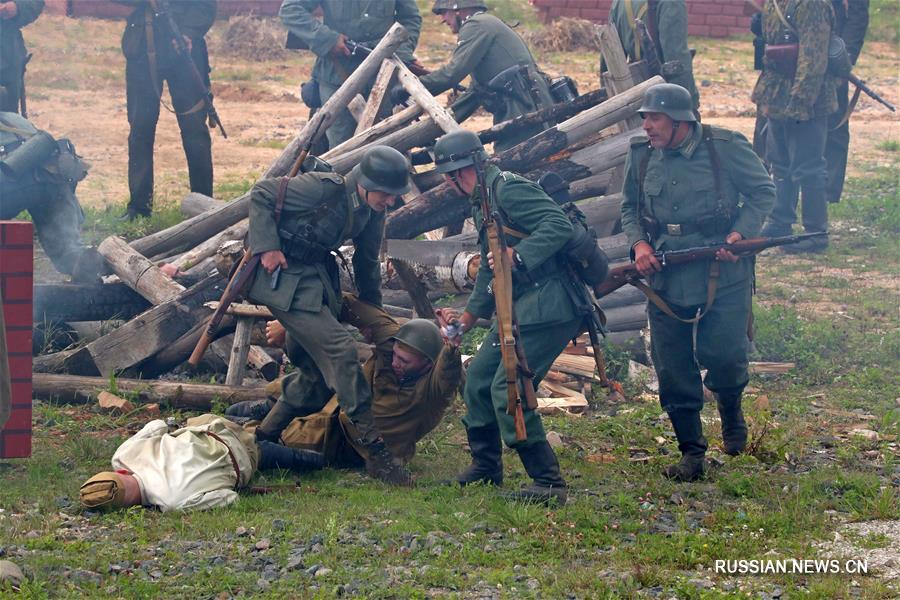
<box><xmin>16</xmin><ymin>14</ymin><xmax>900</xmax><ymax>212</ymax></box>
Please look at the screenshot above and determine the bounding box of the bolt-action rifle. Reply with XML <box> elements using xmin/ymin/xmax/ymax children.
<box><xmin>592</xmin><ymin>232</ymin><xmax>828</xmax><ymax>299</ymax></box>
<box><xmin>188</xmin><ymin>118</ymin><xmax>327</xmax><ymax>367</ymax></box>
<box><xmin>472</xmin><ymin>155</ymin><xmax>537</xmax><ymax>442</ymax></box>
<box><xmin>149</xmin><ymin>0</ymin><xmax>228</xmax><ymax>137</ymax></box>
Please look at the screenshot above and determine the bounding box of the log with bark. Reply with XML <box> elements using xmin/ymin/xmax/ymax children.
<box><xmin>32</xmin><ymin>373</ymin><xmax>268</xmax><ymax>410</ymax></box>
<box><xmin>97</xmin><ymin>236</ymin><xmax>185</xmax><ymax>305</ymax></box>
<box><xmin>33</xmin><ymin>283</ymin><xmax>150</xmax><ymax>323</ymax></box>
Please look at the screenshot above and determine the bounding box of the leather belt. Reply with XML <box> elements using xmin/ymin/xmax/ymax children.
<box><xmin>204</xmin><ymin>430</ymin><xmax>242</xmax><ymax>489</ymax></box>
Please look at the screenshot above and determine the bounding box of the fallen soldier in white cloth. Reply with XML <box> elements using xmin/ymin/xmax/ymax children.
<box><xmin>79</xmin><ymin>414</ymin><xmax>323</xmax><ymax>512</ymax></box>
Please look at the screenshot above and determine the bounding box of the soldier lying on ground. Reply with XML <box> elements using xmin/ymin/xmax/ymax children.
<box><xmin>79</xmin><ymin>414</ymin><xmax>325</xmax><ymax>513</ymax></box>
<box><xmin>0</xmin><ymin>111</ymin><xmax>103</xmax><ymax>282</ymax></box>
<box><xmin>226</xmin><ymin>294</ymin><xmax>462</xmax><ymax>469</ymax></box>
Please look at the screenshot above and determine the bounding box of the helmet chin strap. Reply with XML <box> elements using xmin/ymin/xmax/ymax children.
<box><xmin>666</xmin><ymin>120</ymin><xmax>681</xmax><ymax>148</ymax></box>
<box><xmin>448</xmin><ymin>169</ymin><xmax>466</xmax><ymax>195</ymax></box>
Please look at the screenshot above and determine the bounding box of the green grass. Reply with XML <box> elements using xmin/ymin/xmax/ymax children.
<box><xmin>869</xmin><ymin>0</ymin><xmax>900</xmax><ymax>44</ymax></box>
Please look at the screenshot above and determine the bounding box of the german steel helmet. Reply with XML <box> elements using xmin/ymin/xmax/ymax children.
<box><xmin>638</xmin><ymin>83</ymin><xmax>697</xmax><ymax>122</ymax></box>
<box><xmin>432</xmin><ymin>0</ymin><xmax>487</xmax><ymax>14</ymax></box>
<box><xmin>391</xmin><ymin>319</ymin><xmax>443</xmax><ymax>362</ymax></box>
<box><xmin>433</xmin><ymin>129</ymin><xmax>488</xmax><ymax>173</ymax></box>
<box><xmin>357</xmin><ymin>145</ymin><xmax>411</xmax><ymax>195</ymax></box>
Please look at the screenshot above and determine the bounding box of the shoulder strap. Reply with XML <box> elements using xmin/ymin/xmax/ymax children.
<box><xmin>274</xmin><ymin>176</ymin><xmax>290</xmax><ymax>224</ymax></box>
<box><xmin>701</xmin><ymin>125</ymin><xmax>725</xmax><ymax>210</ymax></box>
<box><xmin>637</xmin><ymin>146</ymin><xmax>652</xmax><ymax>217</ymax></box>
<box><xmin>645</xmin><ymin>0</ymin><xmax>663</xmax><ymax>63</ymax></box>
<box><xmin>771</xmin><ymin>0</ymin><xmax>798</xmax><ymax>35</ymax></box>
<box><xmin>490</xmin><ymin>172</ymin><xmax>530</xmax><ymax>239</ymax></box>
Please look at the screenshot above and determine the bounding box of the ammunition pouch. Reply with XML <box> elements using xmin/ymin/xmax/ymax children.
<box><xmin>764</xmin><ymin>34</ymin><xmax>851</xmax><ymax>79</ymax></box>
<box><xmin>279</xmin><ymin>226</ymin><xmax>332</xmax><ymax>264</ymax></box>
<box><xmin>660</xmin><ymin>60</ymin><xmax>685</xmax><ymax>79</ymax></box>
<box><xmin>549</xmin><ymin>76</ymin><xmax>578</xmax><ymax>104</ymax></box>
<box><xmin>486</xmin><ymin>64</ymin><xmax>533</xmax><ymax>108</ymax></box>
<box><xmin>560</xmin><ymin>203</ymin><xmax>608</xmax><ymax>286</ymax></box>
<box><xmin>301</xmin><ymin>79</ymin><xmax>322</xmax><ymax>109</ymax></box>
<box><xmin>0</xmin><ymin>131</ymin><xmax>57</xmax><ymax>179</ymax></box>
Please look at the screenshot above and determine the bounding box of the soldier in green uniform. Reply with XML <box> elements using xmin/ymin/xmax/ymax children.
<box><xmin>607</xmin><ymin>0</ymin><xmax>700</xmax><ymax>110</ymax></box>
<box><xmin>0</xmin><ymin>0</ymin><xmax>43</xmax><ymax>114</ymax></box>
<box><xmin>400</xmin><ymin>0</ymin><xmax>554</xmax><ymax>152</ymax></box>
<box><xmin>280</xmin><ymin>0</ymin><xmax>422</xmax><ymax>148</ymax></box>
<box><xmin>825</xmin><ymin>0</ymin><xmax>868</xmax><ymax>204</ymax></box>
<box><xmin>114</xmin><ymin>0</ymin><xmax>216</xmax><ymax>220</ymax></box>
<box><xmin>432</xmin><ymin>130</ymin><xmax>586</xmax><ymax>504</ymax></box>
<box><xmin>0</xmin><ymin>112</ymin><xmax>102</xmax><ymax>282</ymax></box>
<box><xmin>621</xmin><ymin>84</ymin><xmax>775</xmax><ymax>481</ymax></box>
<box><xmin>753</xmin><ymin>0</ymin><xmax>836</xmax><ymax>253</ymax></box>
<box><xmin>246</xmin><ymin>146</ymin><xmax>413</xmax><ymax>486</ymax></box>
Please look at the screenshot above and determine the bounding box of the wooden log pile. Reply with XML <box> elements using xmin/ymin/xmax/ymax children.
<box><xmin>32</xmin><ymin>24</ymin><xmax>658</xmax><ymax>405</ymax></box>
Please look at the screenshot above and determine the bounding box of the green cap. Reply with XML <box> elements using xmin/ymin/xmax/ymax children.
<box><xmin>391</xmin><ymin>319</ymin><xmax>443</xmax><ymax>362</ymax></box>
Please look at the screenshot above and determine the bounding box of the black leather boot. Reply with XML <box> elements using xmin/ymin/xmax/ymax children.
<box><xmin>500</xmin><ymin>441</ymin><xmax>567</xmax><ymax>505</ymax></box>
<box><xmin>352</xmin><ymin>414</ymin><xmax>413</xmax><ymax>486</ymax></box>
<box><xmin>258</xmin><ymin>440</ymin><xmax>325</xmax><ymax>472</ymax></box>
<box><xmin>716</xmin><ymin>393</ymin><xmax>748</xmax><ymax>456</ymax></box>
<box><xmin>255</xmin><ymin>399</ymin><xmax>297</xmax><ymax>444</ymax></box>
<box><xmin>226</xmin><ymin>397</ymin><xmax>276</xmax><ymax>422</ymax></box>
<box><xmin>455</xmin><ymin>425</ymin><xmax>504</xmax><ymax>486</ymax></box>
<box><xmin>663</xmin><ymin>410</ymin><xmax>707</xmax><ymax>482</ymax></box>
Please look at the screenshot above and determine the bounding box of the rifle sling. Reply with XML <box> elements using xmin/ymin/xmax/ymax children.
<box><xmin>834</xmin><ymin>83</ymin><xmax>862</xmax><ymax>130</ymax></box>
<box><xmin>144</xmin><ymin>2</ymin><xmax>206</xmax><ymax>118</ymax></box>
<box><xmin>630</xmin><ymin>260</ymin><xmax>720</xmax><ymax>324</ymax></box>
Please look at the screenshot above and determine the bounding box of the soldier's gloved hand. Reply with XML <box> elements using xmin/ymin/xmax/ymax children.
<box><xmin>390</xmin><ymin>84</ymin><xmax>410</xmax><ymax>106</ymax></box>
<box><xmin>260</xmin><ymin>250</ymin><xmax>288</xmax><ymax>274</ymax></box>
<box><xmin>633</xmin><ymin>241</ymin><xmax>662</xmax><ymax>277</ymax></box>
<box><xmin>715</xmin><ymin>232</ymin><xmax>743</xmax><ymax>263</ymax></box>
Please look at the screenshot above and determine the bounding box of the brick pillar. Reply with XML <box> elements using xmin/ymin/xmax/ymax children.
<box><xmin>1</xmin><ymin>221</ymin><xmax>33</xmax><ymax>458</ymax></box>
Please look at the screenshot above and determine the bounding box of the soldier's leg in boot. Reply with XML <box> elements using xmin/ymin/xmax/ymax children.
<box><xmin>825</xmin><ymin>81</ymin><xmax>850</xmax><ymax>204</ymax></box>
<box><xmin>256</xmin><ymin>334</ymin><xmax>333</xmax><ymax>441</ymax></box>
<box><xmin>317</xmin><ymin>81</ymin><xmax>358</xmax><ymax>148</ymax></box>
<box><xmin>257</xmin><ymin>440</ymin><xmax>325</xmax><ymax>472</ymax></box>
<box><xmin>696</xmin><ymin>284</ymin><xmax>751</xmax><ymax>456</ymax></box>
<box><xmin>0</xmin><ymin>76</ymin><xmax>21</xmax><ymax>113</ymax></box>
<box><xmin>459</xmin><ymin>325</ymin><xmax>506</xmax><ymax>485</ymax></box>
<box><xmin>491</xmin><ymin>319</ymin><xmax>583</xmax><ymax>500</ymax></box>
<box><xmin>125</xmin><ymin>57</ymin><xmax>160</xmax><ymax>215</ymax></box>
<box><xmin>787</xmin><ymin>116</ymin><xmax>829</xmax><ymax>252</ymax></box>
<box><xmin>648</xmin><ymin>302</ymin><xmax>707</xmax><ymax>481</ymax></box>
<box><xmin>762</xmin><ymin>118</ymin><xmax>798</xmax><ymax>236</ymax></box>
<box><xmin>272</xmin><ymin>305</ymin><xmax>410</xmax><ymax>484</ymax></box>
<box><xmin>167</xmin><ymin>44</ymin><xmax>213</xmax><ymax>197</ymax></box>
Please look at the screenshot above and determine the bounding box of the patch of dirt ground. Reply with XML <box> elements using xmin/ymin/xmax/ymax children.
<box><xmin>18</xmin><ymin>15</ymin><xmax>899</xmax><ymax>212</ymax></box>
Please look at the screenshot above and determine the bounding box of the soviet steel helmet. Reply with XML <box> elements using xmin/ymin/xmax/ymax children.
<box><xmin>356</xmin><ymin>145</ymin><xmax>411</xmax><ymax>195</ymax></box>
<box><xmin>433</xmin><ymin>129</ymin><xmax>488</xmax><ymax>173</ymax></box>
<box><xmin>638</xmin><ymin>83</ymin><xmax>697</xmax><ymax>122</ymax></box>
<box><xmin>391</xmin><ymin>319</ymin><xmax>443</xmax><ymax>362</ymax></box>
<box><xmin>432</xmin><ymin>0</ymin><xmax>488</xmax><ymax>14</ymax></box>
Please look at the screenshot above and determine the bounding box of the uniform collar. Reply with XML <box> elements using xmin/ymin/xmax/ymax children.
<box><xmin>462</xmin><ymin>10</ymin><xmax>486</xmax><ymax>26</ymax></box>
<box><xmin>667</xmin><ymin>123</ymin><xmax>701</xmax><ymax>159</ymax></box>
<box><xmin>345</xmin><ymin>169</ymin><xmax>364</xmax><ymax>211</ymax></box>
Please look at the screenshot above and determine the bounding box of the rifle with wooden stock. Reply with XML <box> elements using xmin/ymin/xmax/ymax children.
<box><xmin>472</xmin><ymin>156</ymin><xmax>537</xmax><ymax>442</ymax></box>
<box><xmin>187</xmin><ymin>118</ymin><xmax>327</xmax><ymax>367</ymax></box>
<box><xmin>149</xmin><ymin>0</ymin><xmax>228</xmax><ymax>137</ymax></box>
<box><xmin>592</xmin><ymin>232</ymin><xmax>827</xmax><ymax>299</ymax></box>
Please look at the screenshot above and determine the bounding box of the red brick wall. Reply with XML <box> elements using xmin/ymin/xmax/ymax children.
<box><xmin>531</xmin><ymin>0</ymin><xmax>752</xmax><ymax>38</ymax></box>
<box><xmin>45</xmin><ymin>0</ymin><xmax>284</xmax><ymax>18</ymax></box>
<box><xmin>1</xmin><ymin>222</ymin><xmax>33</xmax><ymax>459</ymax></box>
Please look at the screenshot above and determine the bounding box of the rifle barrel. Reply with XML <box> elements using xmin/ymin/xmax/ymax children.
<box><xmin>847</xmin><ymin>74</ymin><xmax>896</xmax><ymax>112</ymax></box>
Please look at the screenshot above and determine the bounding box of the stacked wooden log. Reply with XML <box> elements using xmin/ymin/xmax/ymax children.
<box><xmin>32</xmin><ymin>23</ymin><xmax>656</xmax><ymax>402</ymax></box>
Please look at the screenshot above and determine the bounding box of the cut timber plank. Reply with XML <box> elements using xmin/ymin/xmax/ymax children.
<box><xmin>355</xmin><ymin>60</ymin><xmax>398</xmax><ymax>135</ymax></box>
